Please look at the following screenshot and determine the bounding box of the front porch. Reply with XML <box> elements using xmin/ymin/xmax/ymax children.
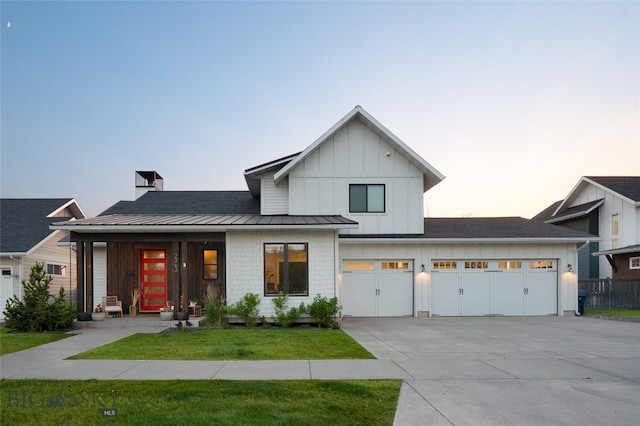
<box><xmin>72</xmin><ymin>313</ymin><xmax>207</xmax><ymax>329</ymax></box>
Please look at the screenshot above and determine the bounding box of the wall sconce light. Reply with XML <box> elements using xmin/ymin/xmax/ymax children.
<box><xmin>420</xmin><ymin>264</ymin><xmax>426</xmax><ymax>273</ymax></box>
<box><xmin>567</xmin><ymin>264</ymin><xmax>573</xmax><ymax>273</ymax></box>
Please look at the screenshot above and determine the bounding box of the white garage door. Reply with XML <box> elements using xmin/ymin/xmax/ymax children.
<box><xmin>1</xmin><ymin>268</ymin><xmax>15</xmax><ymax>320</ymax></box>
<box><xmin>342</xmin><ymin>260</ymin><xmax>413</xmax><ymax>317</ymax></box>
<box><xmin>431</xmin><ymin>260</ymin><xmax>557</xmax><ymax>316</ymax></box>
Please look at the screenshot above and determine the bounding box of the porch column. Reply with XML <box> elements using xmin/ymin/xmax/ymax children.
<box><xmin>180</xmin><ymin>240</ymin><xmax>189</xmax><ymax>317</ymax></box>
<box><xmin>172</xmin><ymin>241</ymin><xmax>180</xmax><ymax>316</ymax></box>
<box><xmin>76</xmin><ymin>241</ymin><xmax>85</xmax><ymax>313</ymax></box>
<box><xmin>85</xmin><ymin>242</ymin><xmax>93</xmax><ymax>312</ymax></box>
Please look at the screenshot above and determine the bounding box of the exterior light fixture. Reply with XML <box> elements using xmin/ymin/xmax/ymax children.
<box><xmin>567</xmin><ymin>264</ymin><xmax>573</xmax><ymax>272</ymax></box>
<box><xmin>420</xmin><ymin>264</ymin><xmax>426</xmax><ymax>273</ymax></box>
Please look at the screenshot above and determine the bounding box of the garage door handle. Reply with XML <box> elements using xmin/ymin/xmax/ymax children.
<box><xmin>524</xmin><ymin>288</ymin><xmax>529</xmax><ymax>295</ymax></box>
<box><xmin>459</xmin><ymin>288</ymin><xmax>464</xmax><ymax>295</ymax></box>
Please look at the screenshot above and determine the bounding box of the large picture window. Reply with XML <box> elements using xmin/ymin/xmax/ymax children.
<box><xmin>349</xmin><ymin>184</ymin><xmax>385</xmax><ymax>213</ymax></box>
<box><xmin>264</xmin><ymin>243</ymin><xmax>308</xmax><ymax>296</ymax></box>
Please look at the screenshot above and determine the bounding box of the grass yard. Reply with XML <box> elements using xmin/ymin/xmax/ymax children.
<box><xmin>68</xmin><ymin>328</ymin><xmax>375</xmax><ymax>360</ymax></box>
<box><xmin>1</xmin><ymin>379</ymin><xmax>401</xmax><ymax>425</ymax></box>
<box><xmin>0</xmin><ymin>327</ymin><xmax>74</xmax><ymax>356</ymax></box>
<box><xmin>585</xmin><ymin>308</ymin><xmax>640</xmax><ymax>318</ymax></box>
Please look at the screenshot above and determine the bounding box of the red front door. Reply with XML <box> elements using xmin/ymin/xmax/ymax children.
<box><xmin>140</xmin><ymin>249</ymin><xmax>167</xmax><ymax>311</ymax></box>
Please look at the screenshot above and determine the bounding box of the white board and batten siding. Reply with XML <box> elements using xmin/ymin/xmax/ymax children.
<box><xmin>287</xmin><ymin>118</ymin><xmax>425</xmax><ymax>235</ymax></box>
<box><xmin>260</xmin><ymin>172</ymin><xmax>289</xmax><ymax>215</ymax></box>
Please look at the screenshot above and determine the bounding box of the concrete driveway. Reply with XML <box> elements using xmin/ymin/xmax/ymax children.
<box><xmin>341</xmin><ymin>316</ymin><xmax>640</xmax><ymax>426</ymax></box>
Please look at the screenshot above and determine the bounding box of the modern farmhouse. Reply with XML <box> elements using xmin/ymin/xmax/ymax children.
<box><xmin>51</xmin><ymin>106</ymin><xmax>593</xmax><ymax>318</ymax></box>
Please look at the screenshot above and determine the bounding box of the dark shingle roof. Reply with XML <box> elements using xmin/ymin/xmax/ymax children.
<box><xmin>422</xmin><ymin>217</ymin><xmax>594</xmax><ymax>239</ymax></box>
<box><xmin>99</xmin><ymin>191</ymin><xmax>260</xmax><ymax>216</ymax></box>
<box><xmin>587</xmin><ymin>177</ymin><xmax>640</xmax><ymax>202</ymax></box>
<box><xmin>531</xmin><ymin>200</ymin><xmax>562</xmax><ymax>222</ymax></box>
<box><xmin>340</xmin><ymin>217</ymin><xmax>595</xmax><ymax>240</ymax></box>
<box><xmin>1</xmin><ymin>199</ymin><xmax>74</xmax><ymax>253</ymax></box>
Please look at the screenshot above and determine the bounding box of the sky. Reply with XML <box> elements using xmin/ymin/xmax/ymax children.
<box><xmin>1</xmin><ymin>0</ymin><xmax>638</xmax><ymax>219</ymax></box>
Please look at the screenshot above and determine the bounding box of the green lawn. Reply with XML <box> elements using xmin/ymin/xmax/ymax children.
<box><xmin>68</xmin><ymin>328</ymin><xmax>375</xmax><ymax>360</ymax></box>
<box><xmin>585</xmin><ymin>308</ymin><xmax>640</xmax><ymax>317</ymax></box>
<box><xmin>1</xmin><ymin>379</ymin><xmax>401</xmax><ymax>425</ymax></box>
<box><xmin>0</xmin><ymin>327</ymin><xmax>74</xmax><ymax>356</ymax></box>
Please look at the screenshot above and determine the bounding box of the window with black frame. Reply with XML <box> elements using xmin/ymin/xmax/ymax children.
<box><xmin>264</xmin><ymin>243</ymin><xmax>308</xmax><ymax>296</ymax></box>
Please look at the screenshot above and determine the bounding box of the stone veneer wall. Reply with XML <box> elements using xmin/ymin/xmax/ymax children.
<box><xmin>226</xmin><ymin>229</ymin><xmax>338</xmax><ymax>318</ymax></box>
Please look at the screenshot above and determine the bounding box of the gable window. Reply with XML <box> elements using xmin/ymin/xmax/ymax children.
<box><xmin>203</xmin><ymin>250</ymin><xmax>218</xmax><ymax>280</ymax></box>
<box><xmin>264</xmin><ymin>243</ymin><xmax>308</xmax><ymax>296</ymax></box>
<box><xmin>46</xmin><ymin>263</ymin><xmax>66</xmax><ymax>276</ymax></box>
<box><xmin>349</xmin><ymin>184</ymin><xmax>385</xmax><ymax>213</ymax></box>
<box><xmin>630</xmin><ymin>257</ymin><xmax>640</xmax><ymax>270</ymax></box>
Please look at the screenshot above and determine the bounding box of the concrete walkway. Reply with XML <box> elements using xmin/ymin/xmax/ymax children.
<box><xmin>1</xmin><ymin>316</ymin><xmax>640</xmax><ymax>425</ymax></box>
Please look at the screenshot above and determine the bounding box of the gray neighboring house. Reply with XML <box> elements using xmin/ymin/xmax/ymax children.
<box><xmin>1</xmin><ymin>198</ymin><xmax>86</xmax><ymax>319</ymax></box>
<box><xmin>533</xmin><ymin>176</ymin><xmax>640</xmax><ymax>280</ymax></box>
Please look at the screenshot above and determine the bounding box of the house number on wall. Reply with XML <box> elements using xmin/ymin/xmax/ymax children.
<box><xmin>173</xmin><ymin>253</ymin><xmax>179</xmax><ymax>273</ymax></box>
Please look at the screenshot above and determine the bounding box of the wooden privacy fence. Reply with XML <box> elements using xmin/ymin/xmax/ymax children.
<box><xmin>579</xmin><ymin>279</ymin><xmax>640</xmax><ymax>309</ymax></box>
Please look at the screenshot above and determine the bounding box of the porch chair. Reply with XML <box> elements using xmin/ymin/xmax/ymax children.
<box><xmin>102</xmin><ymin>296</ymin><xmax>123</xmax><ymax>318</ymax></box>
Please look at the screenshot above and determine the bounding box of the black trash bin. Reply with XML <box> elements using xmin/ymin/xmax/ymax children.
<box><xmin>577</xmin><ymin>290</ymin><xmax>587</xmax><ymax>316</ymax></box>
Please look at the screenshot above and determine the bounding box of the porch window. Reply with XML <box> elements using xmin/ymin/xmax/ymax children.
<box><xmin>630</xmin><ymin>257</ymin><xmax>640</xmax><ymax>270</ymax></box>
<box><xmin>264</xmin><ymin>243</ymin><xmax>308</xmax><ymax>296</ymax></box>
<box><xmin>203</xmin><ymin>250</ymin><xmax>218</xmax><ymax>280</ymax></box>
<box><xmin>349</xmin><ymin>184</ymin><xmax>385</xmax><ymax>213</ymax></box>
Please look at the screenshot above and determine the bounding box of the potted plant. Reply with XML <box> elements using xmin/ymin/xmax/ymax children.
<box><xmin>159</xmin><ymin>303</ymin><xmax>173</xmax><ymax>321</ymax></box>
<box><xmin>189</xmin><ymin>298</ymin><xmax>198</xmax><ymax>307</ymax></box>
<box><xmin>91</xmin><ymin>304</ymin><xmax>105</xmax><ymax>321</ymax></box>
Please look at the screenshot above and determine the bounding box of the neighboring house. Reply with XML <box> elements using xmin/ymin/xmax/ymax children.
<box><xmin>51</xmin><ymin>106</ymin><xmax>592</xmax><ymax>318</ymax></box>
<box><xmin>533</xmin><ymin>177</ymin><xmax>640</xmax><ymax>280</ymax></box>
<box><xmin>1</xmin><ymin>199</ymin><xmax>86</xmax><ymax>320</ymax></box>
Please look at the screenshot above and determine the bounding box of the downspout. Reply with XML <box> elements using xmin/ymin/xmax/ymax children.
<box><xmin>574</xmin><ymin>240</ymin><xmax>589</xmax><ymax>316</ymax></box>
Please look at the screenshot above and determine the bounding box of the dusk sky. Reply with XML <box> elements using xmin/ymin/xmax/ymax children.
<box><xmin>1</xmin><ymin>1</ymin><xmax>638</xmax><ymax>219</ymax></box>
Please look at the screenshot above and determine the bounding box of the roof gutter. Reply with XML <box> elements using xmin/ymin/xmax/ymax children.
<box><xmin>339</xmin><ymin>237</ymin><xmax>600</xmax><ymax>244</ymax></box>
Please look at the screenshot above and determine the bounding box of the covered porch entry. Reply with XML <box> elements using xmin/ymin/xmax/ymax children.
<box><xmin>71</xmin><ymin>232</ymin><xmax>225</xmax><ymax>319</ymax></box>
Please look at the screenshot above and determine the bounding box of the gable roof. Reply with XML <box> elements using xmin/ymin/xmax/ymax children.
<box><xmin>554</xmin><ymin>176</ymin><xmax>640</xmax><ymax>215</ymax></box>
<box><xmin>272</xmin><ymin>106</ymin><xmax>445</xmax><ymax>192</ymax></box>
<box><xmin>99</xmin><ymin>191</ymin><xmax>261</xmax><ymax>215</ymax></box>
<box><xmin>586</xmin><ymin>177</ymin><xmax>640</xmax><ymax>202</ymax></box>
<box><xmin>544</xmin><ymin>199</ymin><xmax>604</xmax><ymax>224</ymax></box>
<box><xmin>1</xmin><ymin>198</ymin><xmax>84</xmax><ymax>254</ymax></box>
<box><xmin>243</xmin><ymin>152</ymin><xmax>301</xmax><ymax>198</ymax></box>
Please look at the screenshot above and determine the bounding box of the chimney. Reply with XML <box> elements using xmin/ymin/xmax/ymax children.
<box><xmin>135</xmin><ymin>171</ymin><xmax>163</xmax><ymax>199</ymax></box>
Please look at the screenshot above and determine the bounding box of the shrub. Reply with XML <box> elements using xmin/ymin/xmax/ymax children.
<box><xmin>228</xmin><ymin>292</ymin><xmax>261</xmax><ymax>327</ymax></box>
<box><xmin>204</xmin><ymin>285</ymin><xmax>227</xmax><ymax>328</ymax></box>
<box><xmin>3</xmin><ymin>262</ymin><xmax>76</xmax><ymax>332</ymax></box>
<box><xmin>308</xmin><ymin>294</ymin><xmax>341</xmax><ymax>328</ymax></box>
<box><xmin>272</xmin><ymin>292</ymin><xmax>306</xmax><ymax>327</ymax></box>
